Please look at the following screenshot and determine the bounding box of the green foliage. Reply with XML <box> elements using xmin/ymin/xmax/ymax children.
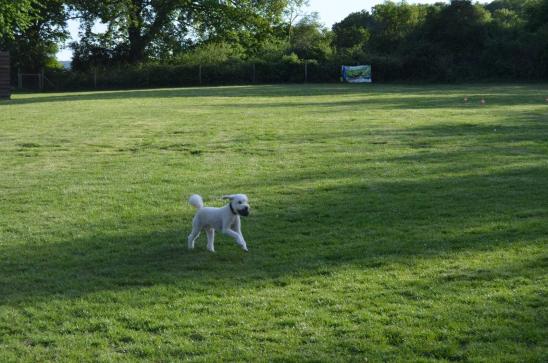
<box><xmin>331</xmin><ymin>0</ymin><xmax>548</xmax><ymax>81</ymax></box>
<box><xmin>1</xmin><ymin>0</ymin><xmax>67</xmax><ymax>71</ymax></box>
<box><xmin>172</xmin><ymin>42</ymin><xmax>245</xmax><ymax>66</ymax></box>
<box><xmin>491</xmin><ymin>8</ymin><xmax>524</xmax><ymax>29</ymax></box>
<box><xmin>1</xmin><ymin>84</ymin><xmax>547</xmax><ymax>361</ymax></box>
<box><xmin>281</xmin><ymin>52</ymin><xmax>300</xmax><ymax>64</ymax></box>
<box><xmin>332</xmin><ymin>11</ymin><xmax>372</xmax><ymax>51</ymax></box>
<box><xmin>250</xmin><ymin>37</ymin><xmax>290</xmax><ymax>62</ymax></box>
<box><xmin>289</xmin><ymin>13</ymin><xmax>332</xmax><ymax>60</ymax></box>
<box><xmin>523</xmin><ymin>0</ymin><xmax>548</xmax><ymax>31</ymax></box>
<box><xmin>44</xmin><ymin>58</ymin><xmax>315</xmax><ymax>90</ymax></box>
<box><xmin>369</xmin><ymin>1</ymin><xmax>429</xmax><ymax>52</ymax></box>
<box><xmin>4</xmin><ymin>0</ymin><xmax>548</xmax><ymax>83</ymax></box>
<box><xmin>0</xmin><ymin>0</ymin><xmax>36</xmax><ymax>42</ymax></box>
<box><xmin>69</xmin><ymin>0</ymin><xmax>289</xmax><ymax>65</ymax></box>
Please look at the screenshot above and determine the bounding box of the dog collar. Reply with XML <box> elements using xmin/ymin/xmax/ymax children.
<box><xmin>229</xmin><ymin>203</ymin><xmax>237</xmax><ymax>215</ymax></box>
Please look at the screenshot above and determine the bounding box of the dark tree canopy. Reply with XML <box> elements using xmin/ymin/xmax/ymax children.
<box><xmin>0</xmin><ymin>0</ymin><xmax>67</xmax><ymax>71</ymax></box>
<box><xmin>0</xmin><ymin>0</ymin><xmax>36</xmax><ymax>42</ymax></box>
<box><xmin>2</xmin><ymin>0</ymin><xmax>547</xmax><ymax>81</ymax></box>
<box><xmin>69</xmin><ymin>0</ymin><xmax>289</xmax><ymax>68</ymax></box>
<box><xmin>331</xmin><ymin>0</ymin><xmax>548</xmax><ymax>80</ymax></box>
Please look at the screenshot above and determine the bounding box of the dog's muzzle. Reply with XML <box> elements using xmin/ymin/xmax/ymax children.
<box><xmin>239</xmin><ymin>207</ymin><xmax>250</xmax><ymax>216</ymax></box>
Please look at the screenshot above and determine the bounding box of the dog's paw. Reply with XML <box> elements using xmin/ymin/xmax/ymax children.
<box><xmin>241</xmin><ymin>245</ymin><xmax>249</xmax><ymax>252</ymax></box>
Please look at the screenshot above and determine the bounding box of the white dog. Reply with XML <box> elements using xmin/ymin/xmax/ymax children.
<box><xmin>187</xmin><ymin>194</ymin><xmax>250</xmax><ymax>252</ymax></box>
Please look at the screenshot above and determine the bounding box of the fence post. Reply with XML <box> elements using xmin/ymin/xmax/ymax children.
<box><xmin>198</xmin><ymin>64</ymin><xmax>202</xmax><ymax>85</ymax></box>
<box><xmin>40</xmin><ymin>68</ymin><xmax>44</xmax><ymax>90</ymax></box>
<box><xmin>93</xmin><ymin>68</ymin><xmax>97</xmax><ymax>88</ymax></box>
<box><xmin>18</xmin><ymin>68</ymin><xmax>22</xmax><ymax>89</ymax></box>
<box><xmin>304</xmin><ymin>60</ymin><xmax>308</xmax><ymax>83</ymax></box>
<box><xmin>252</xmin><ymin>63</ymin><xmax>256</xmax><ymax>83</ymax></box>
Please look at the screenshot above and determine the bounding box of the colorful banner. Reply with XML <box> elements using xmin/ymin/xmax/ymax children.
<box><xmin>342</xmin><ymin>65</ymin><xmax>372</xmax><ymax>83</ymax></box>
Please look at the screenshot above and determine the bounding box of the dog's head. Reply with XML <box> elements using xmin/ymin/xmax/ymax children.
<box><xmin>223</xmin><ymin>194</ymin><xmax>250</xmax><ymax>216</ymax></box>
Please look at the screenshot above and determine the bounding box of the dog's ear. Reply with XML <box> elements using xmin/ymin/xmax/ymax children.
<box><xmin>222</xmin><ymin>195</ymin><xmax>235</xmax><ymax>200</ymax></box>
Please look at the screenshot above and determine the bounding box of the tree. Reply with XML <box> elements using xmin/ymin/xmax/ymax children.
<box><xmin>290</xmin><ymin>13</ymin><xmax>332</xmax><ymax>60</ymax></box>
<box><xmin>403</xmin><ymin>0</ymin><xmax>492</xmax><ymax>80</ymax></box>
<box><xmin>423</xmin><ymin>0</ymin><xmax>491</xmax><ymax>50</ymax></box>
<box><xmin>332</xmin><ymin>2</ymin><xmax>428</xmax><ymax>54</ymax></box>
<box><xmin>523</xmin><ymin>0</ymin><xmax>548</xmax><ymax>31</ymax></box>
<box><xmin>369</xmin><ymin>1</ymin><xmax>429</xmax><ymax>52</ymax></box>
<box><xmin>332</xmin><ymin>11</ymin><xmax>373</xmax><ymax>51</ymax></box>
<box><xmin>486</xmin><ymin>0</ymin><xmax>528</xmax><ymax>13</ymax></box>
<box><xmin>283</xmin><ymin>0</ymin><xmax>309</xmax><ymax>43</ymax></box>
<box><xmin>1</xmin><ymin>0</ymin><xmax>67</xmax><ymax>71</ymax></box>
<box><xmin>0</xmin><ymin>0</ymin><xmax>36</xmax><ymax>44</ymax></box>
<box><xmin>70</xmin><ymin>0</ymin><xmax>289</xmax><ymax>65</ymax></box>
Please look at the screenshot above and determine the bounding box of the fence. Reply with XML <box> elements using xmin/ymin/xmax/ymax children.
<box><xmin>0</xmin><ymin>52</ymin><xmax>10</xmax><ymax>98</ymax></box>
<box><xmin>14</xmin><ymin>69</ymin><xmax>58</xmax><ymax>91</ymax></box>
<box><xmin>24</xmin><ymin>60</ymin><xmax>344</xmax><ymax>91</ymax></box>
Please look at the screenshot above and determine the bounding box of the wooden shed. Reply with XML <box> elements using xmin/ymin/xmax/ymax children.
<box><xmin>0</xmin><ymin>52</ymin><xmax>11</xmax><ymax>99</ymax></box>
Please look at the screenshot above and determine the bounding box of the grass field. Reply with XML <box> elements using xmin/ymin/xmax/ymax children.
<box><xmin>1</xmin><ymin>84</ymin><xmax>547</xmax><ymax>362</ymax></box>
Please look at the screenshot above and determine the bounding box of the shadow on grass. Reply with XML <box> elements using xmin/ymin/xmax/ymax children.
<box><xmin>0</xmin><ymin>163</ymin><xmax>546</xmax><ymax>306</ymax></box>
<box><xmin>2</xmin><ymin>83</ymin><xmax>546</xmax><ymax>107</ymax></box>
<box><xmin>1</xmin><ymin>95</ymin><xmax>546</xmax><ymax>307</ymax></box>
<box><xmin>3</xmin><ymin>84</ymin><xmax>383</xmax><ymax>105</ymax></box>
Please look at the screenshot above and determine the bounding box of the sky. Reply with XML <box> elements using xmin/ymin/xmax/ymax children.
<box><xmin>57</xmin><ymin>0</ymin><xmax>490</xmax><ymax>61</ymax></box>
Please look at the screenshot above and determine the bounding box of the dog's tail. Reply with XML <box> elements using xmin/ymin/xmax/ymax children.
<box><xmin>188</xmin><ymin>194</ymin><xmax>204</xmax><ymax>209</ymax></box>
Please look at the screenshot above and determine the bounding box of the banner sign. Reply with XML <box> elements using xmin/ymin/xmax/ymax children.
<box><xmin>342</xmin><ymin>65</ymin><xmax>372</xmax><ymax>83</ymax></box>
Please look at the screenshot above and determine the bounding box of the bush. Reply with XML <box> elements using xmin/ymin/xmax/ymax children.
<box><xmin>43</xmin><ymin>57</ymin><xmax>344</xmax><ymax>91</ymax></box>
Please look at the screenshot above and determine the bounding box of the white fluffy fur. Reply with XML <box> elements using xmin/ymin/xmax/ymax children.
<box><xmin>188</xmin><ymin>194</ymin><xmax>204</xmax><ymax>209</ymax></box>
<box><xmin>187</xmin><ymin>194</ymin><xmax>250</xmax><ymax>252</ymax></box>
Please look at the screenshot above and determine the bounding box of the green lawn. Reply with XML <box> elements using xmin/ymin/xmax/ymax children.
<box><xmin>1</xmin><ymin>84</ymin><xmax>547</xmax><ymax>362</ymax></box>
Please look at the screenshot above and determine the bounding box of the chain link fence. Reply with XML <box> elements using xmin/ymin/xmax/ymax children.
<box><xmin>23</xmin><ymin>61</ymin><xmax>344</xmax><ymax>91</ymax></box>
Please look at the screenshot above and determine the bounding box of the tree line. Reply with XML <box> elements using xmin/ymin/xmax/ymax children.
<box><xmin>1</xmin><ymin>0</ymin><xmax>547</xmax><ymax>83</ymax></box>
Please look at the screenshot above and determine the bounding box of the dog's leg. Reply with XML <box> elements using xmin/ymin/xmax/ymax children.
<box><xmin>187</xmin><ymin>226</ymin><xmax>200</xmax><ymax>250</ymax></box>
<box><xmin>222</xmin><ymin>222</ymin><xmax>248</xmax><ymax>252</ymax></box>
<box><xmin>233</xmin><ymin>217</ymin><xmax>248</xmax><ymax>251</ymax></box>
<box><xmin>206</xmin><ymin>228</ymin><xmax>215</xmax><ymax>252</ymax></box>
<box><xmin>221</xmin><ymin>228</ymin><xmax>246</xmax><ymax>250</ymax></box>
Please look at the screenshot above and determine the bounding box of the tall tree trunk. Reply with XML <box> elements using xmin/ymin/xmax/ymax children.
<box><xmin>128</xmin><ymin>26</ymin><xmax>146</xmax><ymax>63</ymax></box>
<box><xmin>127</xmin><ymin>0</ymin><xmax>146</xmax><ymax>63</ymax></box>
